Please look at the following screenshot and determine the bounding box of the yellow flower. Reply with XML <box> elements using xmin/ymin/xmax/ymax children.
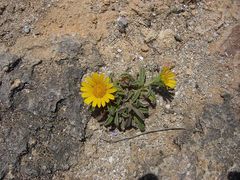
<box><xmin>80</xmin><ymin>72</ymin><xmax>117</xmax><ymax>108</ymax></box>
<box><xmin>160</xmin><ymin>67</ymin><xmax>176</xmax><ymax>89</ymax></box>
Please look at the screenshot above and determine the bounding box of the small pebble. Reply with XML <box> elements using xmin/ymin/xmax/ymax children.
<box><xmin>109</xmin><ymin>156</ymin><xmax>114</xmax><ymax>163</ymax></box>
<box><xmin>189</xmin><ymin>4</ymin><xmax>196</xmax><ymax>9</ymax></box>
<box><xmin>165</xmin><ymin>104</ymin><xmax>171</xmax><ymax>109</ymax></box>
<box><xmin>170</xmin><ymin>116</ymin><xmax>177</xmax><ymax>123</ymax></box>
<box><xmin>103</xmin><ymin>0</ymin><xmax>110</xmax><ymax>5</ymax></box>
<box><xmin>117</xmin><ymin>49</ymin><xmax>122</xmax><ymax>53</ymax></box>
<box><xmin>139</xmin><ymin>56</ymin><xmax>144</xmax><ymax>61</ymax></box>
<box><xmin>141</xmin><ymin>44</ymin><xmax>149</xmax><ymax>52</ymax></box>
<box><xmin>23</xmin><ymin>25</ymin><xmax>31</xmax><ymax>34</ymax></box>
<box><xmin>117</xmin><ymin>16</ymin><xmax>128</xmax><ymax>33</ymax></box>
<box><xmin>10</xmin><ymin>79</ymin><xmax>22</xmax><ymax>90</ymax></box>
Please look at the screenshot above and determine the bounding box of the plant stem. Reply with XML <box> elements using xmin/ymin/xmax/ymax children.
<box><xmin>100</xmin><ymin>127</ymin><xmax>186</xmax><ymax>143</ymax></box>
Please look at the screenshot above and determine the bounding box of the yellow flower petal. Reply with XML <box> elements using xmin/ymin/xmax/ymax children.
<box><xmin>160</xmin><ymin>66</ymin><xmax>177</xmax><ymax>89</ymax></box>
<box><xmin>106</xmin><ymin>94</ymin><xmax>115</xmax><ymax>100</ymax></box>
<box><xmin>99</xmin><ymin>73</ymin><xmax>105</xmax><ymax>80</ymax></box>
<box><xmin>85</xmin><ymin>76</ymin><xmax>95</xmax><ymax>85</ymax></box>
<box><xmin>92</xmin><ymin>100</ymin><xmax>97</xmax><ymax>107</ymax></box>
<box><xmin>84</xmin><ymin>97</ymin><xmax>94</xmax><ymax>105</ymax></box>
<box><xmin>104</xmin><ymin>77</ymin><xmax>110</xmax><ymax>83</ymax></box>
<box><xmin>106</xmin><ymin>83</ymin><xmax>113</xmax><ymax>89</ymax></box>
<box><xmin>103</xmin><ymin>96</ymin><xmax>110</xmax><ymax>103</ymax></box>
<box><xmin>80</xmin><ymin>72</ymin><xmax>117</xmax><ymax>108</ymax></box>
<box><xmin>97</xmin><ymin>98</ymin><xmax>102</xmax><ymax>108</ymax></box>
<box><xmin>80</xmin><ymin>86</ymin><xmax>91</xmax><ymax>92</ymax></box>
<box><xmin>101</xmin><ymin>100</ymin><xmax>106</xmax><ymax>107</ymax></box>
<box><xmin>81</xmin><ymin>92</ymin><xmax>91</xmax><ymax>98</ymax></box>
<box><xmin>81</xmin><ymin>81</ymin><xmax>92</xmax><ymax>88</ymax></box>
<box><xmin>92</xmin><ymin>72</ymin><xmax>99</xmax><ymax>81</ymax></box>
<box><xmin>107</xmin><ymin>87</ymin><xmax>117</xmax><ymax>93</ymax></box>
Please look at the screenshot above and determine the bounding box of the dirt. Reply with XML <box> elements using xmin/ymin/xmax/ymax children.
<box><xmin>0</xmin><ymin>0</ymin><xmax>240</xmax><ymax>179</ymax></box>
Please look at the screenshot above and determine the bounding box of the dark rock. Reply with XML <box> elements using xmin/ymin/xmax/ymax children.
<box><xmin>0</xmin><ymin>35</ymin><xmax>101</xmax><ymax>179</ymax></box>
<box><xmin>172</xmin><ymin>93</ymin><xmax>240</xmax><ymax>179</ymax></box>
<box><xmin>11</xmin><ymin>65</ymin><xmax>87</xmax><ymax>178</ymax></box>
<box><xmin>54</xmin><ymin>36</ymin><xmax>83</xmax><ymax>61</ymax></box>
<box><xmin>54</xmin><ymin>36</ymin><xmax>104</xmax><ymax>71</ymax></box>
<box><xmin>174</xmin><ymin>34</ymin><xmax>183</xmax><ymax>42</ymax></box>
<box><xmin>22</xmin><ymin>25</ymin><xmax>31</xmax><ymax>34</ymax></box>
<box><xmin>0</xmin><ymin>111</ymin><xmax>40</xmax><ymax>180</ymax></box>
<box><xmin>228</xmin><ymin>171</ymin><xmax>240</xmax><ymax>180</ymax></box>
<box><xmin>139</xmin><ymin>173</ymin><xmax>159</xmax><ymax>180</ymax></box>
<box><xmin>221</xmin><ymin>25</ymin><xmax>240</xmax><ymax>57</ymax></box>
<box><xmin>0</xmin><ymin>36</ymin><xmax>97</xmax><ymax>179</ymax></box>
<box><xmin>117</xmin><ymin>16</ymin><xmax>128</xmax><ymax>33</ymax></box>
<box><xmin>0</xmin><ymin>54</ymin><xmax>41</xmax><ymax>110</ymax></box>
<box><xmin>0</xmin><ymin>5</ymin><xmax>6</xmax><ymax>15</ymax></box>
<box><xmin>0</xmin><ymin>53</ymin><xmax>21</xmax><ymax>73</ymax></box>
<box><xmin>209</xmin><ymin>24</ymin><xmax>240</xmax><ymax>57</ymax></box>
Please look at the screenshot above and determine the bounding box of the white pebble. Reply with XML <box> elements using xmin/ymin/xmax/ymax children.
<box><xmin>165</xmin><ymin>104</ymin><xmax>171</xmax><ymax>109</ymax></box>
<box><xmin>117</xmin><ymin>49</ymin><xmax>122</xmax><ymax>53</ymax></box>
<box><xmin>109</xmin><ymin>156</ymin><xmax>114</xmax><ymax>163</ymax></box>
<box><xmin>139</xmin><ymin>56</ymin><xmax>144</xmax><ymax>61</ymax></box>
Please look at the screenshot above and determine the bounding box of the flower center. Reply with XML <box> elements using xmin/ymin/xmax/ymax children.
<box><xmin>93</xmin><ymin>84</ymin><xmax>107</xmax><ymax>98</ymax></box>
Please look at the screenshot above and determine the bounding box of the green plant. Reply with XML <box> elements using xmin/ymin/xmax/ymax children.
<box><xmin>82</xmin><ymin>66</ymin><xmax>176</xmax><ymax>132</ymax></box>
<box><xmin>105</xmin><ymin>67</ymin><xmax>176</xmax><ymax>131</ymax></box>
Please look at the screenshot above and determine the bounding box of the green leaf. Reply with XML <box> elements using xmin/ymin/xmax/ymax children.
<box><xmin>147</xmin><ymin>87</ymin><xmax>156</xmax><ymax>105</ymax></box>
<box><xmin>139</xmin><ymin>107</ymin><xmax>149</xmax><ymax>115</ymax></box>
<box><xmin>133</xmin><ymin>116</ymin><xmax>145</xmax><ymax>131</ymax></box>
<box><xmin>131</xmin><ymin>89</ymin><xmax>141</xmax><ymax>103</ymax></box>
<box><xmin>130</xmin><ymin>104</ymin><xmax>145</xmax><ymax>120</ymax></box>
<box><xmin>120</xmin><ymin>120</ymin><xmax>126</xmax><ymax>131</ymax></box>
<box><xmin>137</xmin><ymin>100</ymin><xmax>149</xmax><ymax>108</ymax></box>
<box><xmin>107</xmin><ymin>105</ymin><xmax>116</xmax><ymax>115</ymax></box>
<box><xmin>104</xmin><ymin>115</ymin><xmax>114</xmax><ymax>126</ymax></box>
<box><xmin>125</xmin><ymin>90</ymin><xmax>134</xmax><ymax>102</ymax></box>
<box><xmin>149</xmin><ymin>95</ymin><xmax>156</xmax><ymax>105</ymax></box>
<box><xmin>115</xmin><ymin>96</ymin><xmax>123</xmax><ymax>106</ymax></box>
<box><xmin>121</xmin><ymin>112</ymin><xmax>129</xmax><ymax>118</ymax></box>
<box><xmin>138</xmin><ymin>67</ymin><xmax>146</xmax><ymax>87</ymax></box>
<box><xmin>126</xmin><ymin>118</ymin><xmax>132</xmax><ymax>128</ymax></box>
<box><xmin>114</xmin><ymin>112</ymin><xmax>119</xmax><ymax>127</ymax></box>
<box><xmin>116</xmin><ymin>91</ymin><xmax>125</xmax><ymax>96</ymax></box>
<box><xmin>89</xmin><ymin>106</ymin><xmax>95</xmax><ymax>113</ymax></box>
<box><xmin>119</xmin><ymin>73</ymin><xmax>135</xmax><ymax>84</ymax></box>
<box><xmin>120</xmin><ymin>73</ymin><xmax>134</xmax><ymax>79</ymax></box>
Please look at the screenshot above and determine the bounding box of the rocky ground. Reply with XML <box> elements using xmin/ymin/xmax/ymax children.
<box><xmin>0</xmin><ymin>0</ymin><xmax>239</xmax><ymax>179</ymax></box>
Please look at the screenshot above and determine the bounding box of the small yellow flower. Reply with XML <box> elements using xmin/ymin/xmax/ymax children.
<box><xmin>160</xmin><ymin>67</ymin><xmax>176</xmax><ymax>89</ymax></box>
<box><xmin>80</xmin><ymin>72</ymin><xmax>117</xmax><ymax>108</ymax></box>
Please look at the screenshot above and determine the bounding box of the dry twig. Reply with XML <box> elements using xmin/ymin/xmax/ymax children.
<box><xmin>100</xmin><ymin>127</ymin><xmax>186</xmax><ymax>143</ymax></box>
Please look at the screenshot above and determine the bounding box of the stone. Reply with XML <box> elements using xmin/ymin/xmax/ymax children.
<box><xmin>141</xmin><ymin>44</ymin><xmax>149</xmax><ymax>52</ymax></box>
<box><xmin>142</xmin><ymin>29</ymin><xmax>158</xmax><ymax>43</ymax></box>
<box><xmin>55</xmin><ymin>36</ymin><xmax>83</xmax><ymax>61</ymax></box>
<box><xmin>0</xmin><ymin>53</ymin><xmax>21</xmax><ymax>73</ymax></box>
<box><xmin>10</xmin><ymin>79</ymin><xmax>22</xmax><ymax>91</ymax></box>
<box><xmin>22</xmin><ymin>25</ymin><xmax>31</xmax><ymax>34</ymax></box>
<box><xmin>54</xmin><ymin>35</ymin><xmax>103</xmax><ymax>70</ymax></box>
<box><xmin>172</xmin><ymin>94</ymin><xmax>240</xmax><ymax>179</ymax></box>
<box><xmin>0</xmin><ymin>36</ymin><xmax>98</xmax><ymax>179</ymax></box>
<box><xmin>156</xmin><ymin>29</ymin><xmax>176</xmax><ymax>49</ymax></box>
<box><xmin>0</xmin><ymin>5</ymin><xmax>6</xmax><ymax>15</ymax></box>
<box><xmin>117</xmin><ymin>16</ymin><xmax>128</xmax><ymax>33</ymax></box>
<box><xmin>212</xmin><ymin>24</ymin><xmax>240</xmax><ymax>57</ymax></box>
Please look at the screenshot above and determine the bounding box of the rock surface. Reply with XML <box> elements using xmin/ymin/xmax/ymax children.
<box><xmin>0</xmin><ymin>35</ymin><xmax>103</xmax><ymax>179</ymax></box>
<box><xmin>0</xmin><ymin>0</ymin><xmax>240</xmax><ymax>179</ymax></box>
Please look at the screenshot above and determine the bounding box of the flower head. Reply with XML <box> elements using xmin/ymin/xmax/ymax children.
<box><xmin>80</xmin><ymin>73</ymin><xmax>117</xmax><ymax>108</ymax></box>
<box><xmin>160</xmin><ymin>67</ymin><xmax>176</xmax><ymax>89</ymax></box>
